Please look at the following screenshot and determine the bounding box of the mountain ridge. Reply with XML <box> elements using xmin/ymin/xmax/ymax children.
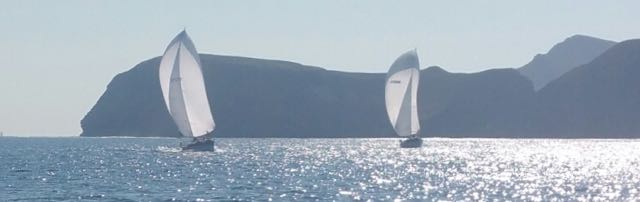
<box><xmin>80</xmin><ymin>55</ymin><xmax>534</xmax><ymax>138</ymax></box>
<box><xmin>518</xmin><ymin>34</ymin><xmax>616</xmax><ymax>90</ymax></box>
<box><xmin>532</xmin><ymin>39</ymin><xmax>640</xmax><ymax>137</ymax></box>
<box><xmin>80</xmin><ymin>36</ymin><xmax>640</xmax><ymax>138</ymax></box>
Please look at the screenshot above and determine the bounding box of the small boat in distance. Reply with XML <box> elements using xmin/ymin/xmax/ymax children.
<box><xmin>158</xmin><ymin>30</ymin><xmax>216</xmax><ymax>152</ymax></box>
<box><xmin>385</xmin><ymin>49</ymin><xmax>422</xmax><ymax>148</ymax></box>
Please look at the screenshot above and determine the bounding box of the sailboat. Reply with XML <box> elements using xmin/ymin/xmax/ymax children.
<box><xmin>385</xmin><ymin>49</ymin><xmax>422</xmax><ymax>148</ymax></box>
<box><xmin>158</xmin><ymin>30</ymin><xmax>216</xmax><ymax>152</ymax></box>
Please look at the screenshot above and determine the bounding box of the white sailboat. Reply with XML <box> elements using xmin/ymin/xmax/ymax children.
<box><xmin>158</xmin><ymin>30</ymin><xmax>216</xmax><ymax>152</ymax></box>
<box><xmin>385</xmin><ymin>49</ymin><xmax>422</xmax><ymax>148</ymax></box>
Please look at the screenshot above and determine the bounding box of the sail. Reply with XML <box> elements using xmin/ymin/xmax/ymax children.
<box><xmin>158</xmin><ymin>30</ymin><xmax>215</xmax><ymax>138</ymax></box>
<box><xmin>385</xmin><ymin>49</ymin><xmax>420</xmax><ymax>137</ymax></box>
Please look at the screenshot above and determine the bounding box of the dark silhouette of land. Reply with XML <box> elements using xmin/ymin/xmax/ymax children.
<box><xmin>533</xmin><ymin>39</ymin><xmax>640</xmax><ymax>137</ymax></box>
<box><xmin>518</xmin><ymin>35</ymin><xmax>615</xmax><ymax>90</ymax></box>
<box><xmin>80</xmin><ymin>36</ymin><xmax>640</xmax><ymax>138</ymax></box>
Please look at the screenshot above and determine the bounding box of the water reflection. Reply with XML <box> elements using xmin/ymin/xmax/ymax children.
<box><xmin>2</xmin><ymin>138</ymin><xmax>640</xmax><ymax>201</ymax></box>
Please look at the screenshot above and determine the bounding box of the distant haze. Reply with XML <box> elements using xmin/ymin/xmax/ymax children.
<box><xmin>1</xmin><ymin>1</ymin><xmax>639</xmax><ymax>136</ymax></box>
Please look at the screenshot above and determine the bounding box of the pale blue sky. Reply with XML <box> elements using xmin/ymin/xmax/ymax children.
<box><xmin>1</xmin><ymin>1</ymin><xmax>639</xmax><ymax>136</ymax></box>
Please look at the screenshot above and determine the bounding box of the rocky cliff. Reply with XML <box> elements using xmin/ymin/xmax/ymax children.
<box><xmin>80</xmin><ymin>55</ymin><xmax>534</xmax><ymax>138</ymax></box>
<box><xmin>81</xmin><ymin>37</ymin><xmax>640</xmax><ymax>138</ymax></box>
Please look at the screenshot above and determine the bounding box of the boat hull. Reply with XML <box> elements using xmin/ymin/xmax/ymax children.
<box><xmin>400</xmin><ymin>137</ymin><xmax>423</xmax><ymax>148</ymax></box>
<box><xmin>182</xmin><ymin>140</ymin><xmax>215</xmax><ymax>152</ymax></box>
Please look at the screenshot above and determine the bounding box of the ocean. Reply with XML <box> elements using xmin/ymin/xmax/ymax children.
<box><xmin>1</xmin><ymin>137</ymin><xmax>640</xmax><ymax>201</ymax></box>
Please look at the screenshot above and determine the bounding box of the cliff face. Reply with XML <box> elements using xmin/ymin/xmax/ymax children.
<box><xmin>81</xmin><ymin>37</ymin><xmax>640</xmax><ymax>138</ymax></box>
<box><xmin>81</xmin><ymin>58</ymin><xmax>178</xmax><ymax>137</ymax></box>
<box><xmin>80</xmin><ymin>55</ymin><xmax>535</xmax><ymax>138</ymax></box>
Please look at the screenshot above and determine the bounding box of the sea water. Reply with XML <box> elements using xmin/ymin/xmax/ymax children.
<box><xmin>2</xmin><ymin>137</ymin><xmax>640</xmax><ymax>201</ymax></box>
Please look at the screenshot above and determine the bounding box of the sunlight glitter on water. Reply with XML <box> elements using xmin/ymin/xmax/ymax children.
<box><xmin>2</xmin><ymin>137</ymin><xmax>640</xmax><ymax>201</ymax></box>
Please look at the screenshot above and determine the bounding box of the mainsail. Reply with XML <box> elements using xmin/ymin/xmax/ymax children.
<box><xmin>158</xmin><ymin>30</ymin><xmax>215</xmax><ymax>138</ymax></box>
<box><xmin>385</xmin><ymin>49</ymin><xmax>420</xmax><ymax>137</ymax></box>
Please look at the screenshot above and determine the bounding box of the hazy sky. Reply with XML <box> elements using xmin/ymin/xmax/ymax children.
<box><xmin>1</xmin><ymin>1</ymin><xmax>639</xmax><ymax>136</ymax></box>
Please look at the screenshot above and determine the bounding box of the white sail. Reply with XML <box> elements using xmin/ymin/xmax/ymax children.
<box><xmin>385</xmin><ymin>49</ymin><xmax>420</xmax><ymax>137</ymax></box>
<box><xmin>158</xmin><ymin>30</ymin><xmax>215</xmax><ymax>138</ymax></box>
